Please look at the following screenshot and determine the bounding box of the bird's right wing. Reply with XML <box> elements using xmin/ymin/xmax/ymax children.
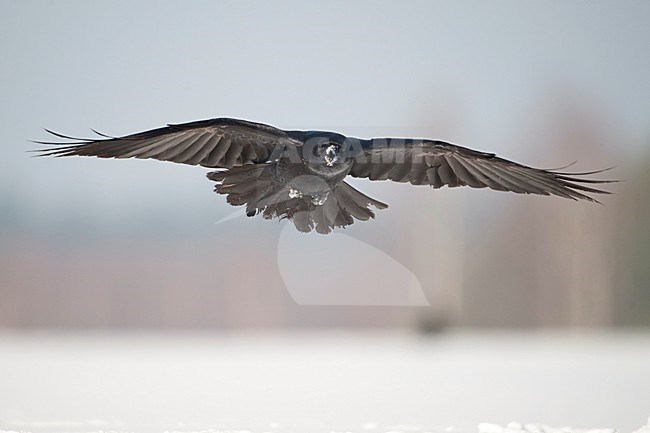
<box><xmin>33</xmin><ymin>118</ymin><xmax>299</xmax><ymax>168</ymax></box>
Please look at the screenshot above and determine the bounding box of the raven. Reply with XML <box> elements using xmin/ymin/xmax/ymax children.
<box><xmin>34</xmin><ymin>118</ymin><xmax>613</xmax><ymax>234</ymax></box>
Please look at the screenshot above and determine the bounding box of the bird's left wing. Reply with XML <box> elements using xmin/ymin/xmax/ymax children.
<box><xmin>33</xmin><ymin>118</ymin><xmax>298</xmax><ymax>168</ymax></box>
<box><xmin>349</xmin><ymin>138</ymin><xmax>614</xmax><ymax>202</ymax></box>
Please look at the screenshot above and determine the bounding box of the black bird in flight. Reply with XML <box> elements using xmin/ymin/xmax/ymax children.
<box><xmin>35</xmin><ymin>118</ymin><xmax>613</xmax><ymax>234</ymax></box>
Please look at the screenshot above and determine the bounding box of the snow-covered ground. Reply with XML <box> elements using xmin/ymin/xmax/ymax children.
<box><xmin>1</xmin><ymin>422</ymin><xmax>649</xmax><ymax>433</ymax></box>
<box><xmin>0</xmin><ymin>331</ymin><xmax>648</xmax><ymax>433</ymax></box>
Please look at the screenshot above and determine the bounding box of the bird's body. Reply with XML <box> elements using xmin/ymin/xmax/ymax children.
<box><xmin>35</xmin><ymin>117</ymin><xmax>614</xmax><ymax>234</ymax></box>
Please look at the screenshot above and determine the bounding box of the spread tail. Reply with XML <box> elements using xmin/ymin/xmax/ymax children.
<box><xmin>208</xmin><ymin>167</ymin><xmax>388</xmax><ymax>234</ymax></box>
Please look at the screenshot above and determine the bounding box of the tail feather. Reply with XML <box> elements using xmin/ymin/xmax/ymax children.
<box><xmin>335</xmin><ymin>182</ymin><xmax>388</xmax><ymax>222</ymax></box>
<box><xmin>208</xmin><ymin>167</ymin><xmax>387</xmax><ymax>234</ymax></box>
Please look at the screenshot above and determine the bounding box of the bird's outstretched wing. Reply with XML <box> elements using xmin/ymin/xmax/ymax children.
<box><xmin>349</xmin><ymin>138</ymin><xmax>615</xmax><ymax>202</ymax></box>
<box><xmin>32</xmin><ymin>118</ymin><xmax>297</xmax><ymax>168</ymax></box>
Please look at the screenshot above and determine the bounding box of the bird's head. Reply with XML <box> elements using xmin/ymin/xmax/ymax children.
<box><xmin>320</xmin><ymin>142</ymin><xmax>341</xmax><ymax>166</ymax></box>
<box><xmin>303</xmin><ymin>132</ymin><xmax>352</xmax><ymax>169</ymax></box>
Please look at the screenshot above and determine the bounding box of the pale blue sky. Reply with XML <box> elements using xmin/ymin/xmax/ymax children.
<box><xmin>1</xmin><ymin>0</ymin><xmax>649</xmax><ymax>235</ymax></box>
